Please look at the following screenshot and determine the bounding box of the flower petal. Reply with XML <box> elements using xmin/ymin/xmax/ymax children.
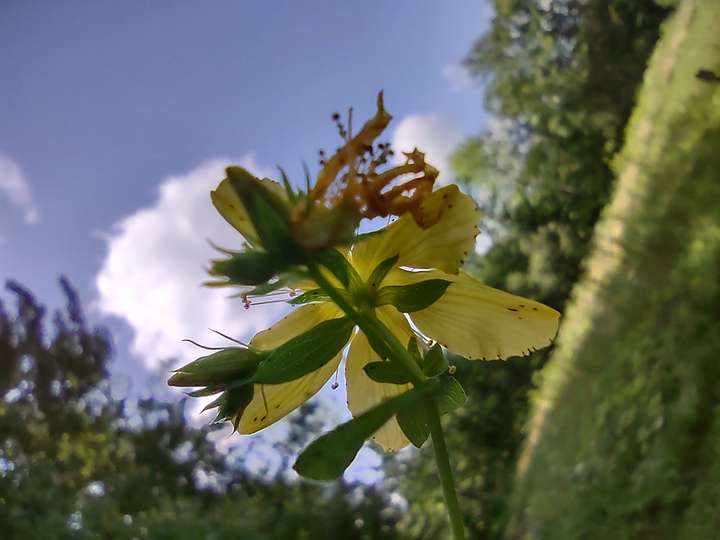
<box><xmin>351</xmin><ymin>185</ymin><xmax>480</xmax><ymax>277</ymax></box>
<box><xmin>211</xmin><ymin>177</ymin><xmax>286</xmax><ymax>245</ymax></box>
<box><xmin>344</xmin><ymin>306</ymin><xmax>414</xmax><ymax>451</ymax></box>
<box><xmin>237</xmin><ymin>302</ymin><xmax>343</xmax><ymax>433</ymax></box>
<box><xmin>389</xmin><ymin>269</ymin><xmax>560</xmax><ymax>360</ymax></box>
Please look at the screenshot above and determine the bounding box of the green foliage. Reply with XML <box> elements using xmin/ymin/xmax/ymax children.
<box><xmin>295</xmin><ymin>381</ymin><xmax>439</xmax><ymax>480</ymax></box>
<box><xmin>509</xmin><ymin>1</ymin><xmax>720</xmax><ymax>537</ymax></box>
<box><xmin>0</xmin><ymin>280</ymin><xmax>402</xmax><ymax>539</ymax></box>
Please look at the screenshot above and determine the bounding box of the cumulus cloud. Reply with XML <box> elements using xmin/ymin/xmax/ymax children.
<box><xmin>95</xmin><ymin>156</ymin><xmax>283</xmax><ymax>370</ymax></box>
<box><xmin>391</xmin><ymin>115</ymin><xmax>462</xmax><ymax>184</ymax></box>
<box><xmin>0</xmin><ymin>152</ymin><xmax>39</xmax><ymax>224</ymax></box>
<box><xmin>443</xmin><ymin>63</ymin><xmax>472</xmax><ymax>92</ymax></box>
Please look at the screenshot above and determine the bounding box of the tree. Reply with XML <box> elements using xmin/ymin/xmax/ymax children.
<box><xmin>391</xmin><ymin>1</ymin><xmax>670</xmax><ymax>538</ymax></box>
<box><xmin>509</xmin><ymin>1</ymin><xmax>720</xmax><ymax>537</ymax></box>
<box><xmin>0</xmin><ymin>279</ymin><xmax>401</xmax><ymax>539</ymax></box>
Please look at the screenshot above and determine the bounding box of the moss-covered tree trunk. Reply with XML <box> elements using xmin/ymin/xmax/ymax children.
<box><xmin>508</xmin><ymin>1</ymin><xmax>720</xmax><ymax>538</ymax></box>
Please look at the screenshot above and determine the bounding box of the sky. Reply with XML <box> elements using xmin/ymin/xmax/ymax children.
<box><xmin>1</xmin><ymin>0</ymin><xmax>490</xmax><ymax>479</ymax></box>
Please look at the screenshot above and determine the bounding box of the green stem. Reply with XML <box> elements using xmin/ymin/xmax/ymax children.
<box><xmin>307</xmin><ymin>259</ymin><xmax>466</xmax><ymax>540</ymax></box>
<box><xmin>426</xmin><ymin>402</ymin><xmax>466</xmax><ymax>540</ymax></box>
<box><xmin>306</xmin><ymin>262</ymin><xmax>425</xmax><ymax>385</ymax></box>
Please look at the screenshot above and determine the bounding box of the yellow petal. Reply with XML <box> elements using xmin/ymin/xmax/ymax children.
<box><xmin>351</xmin><ymin>185</ymin><xmax>481</xmax><ymax>277</ymax></box>
<box><xmin>211</xmin><ymin>177</ymin><xmax>286</xmax><ymax>244</ymax></box>
<box><xmin>237</xmin><ymin>302</ymin><xmax>343</xmax><ymax>433</ymax></box>
<box><xmin>344</xmin><ymin>306</ymin><xmax>414</xmax><ymax>451</ymax></box>
<box><xmin>388</xmin><ymin>269</ymin><xmax>560</xmax><ymax>360</ymax></box>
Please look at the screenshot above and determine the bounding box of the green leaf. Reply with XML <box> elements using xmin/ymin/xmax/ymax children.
<box><xmin>168</xmin><ymin>348</ymin><xmax>264</xmax><ymax>387</ymax></box>
<box><xmin>288</xmin><ymin>288</ymin><xmax>331</xmax><ymax>305</ymax></box>
<box><xmin>398</xmin><ymin>375</ymin><xmax>466</xmax><ymax>448</ymax></box>
<box><xmin>367</xmin><ymin>254</ymin><xmax>399</xmax><ymax>288</ymax></box>
<box><xmin>436</xmin><ymin>375</ymin><xmax>467</xmax><ymax>416</ymax></box>
<box><xmin>422</xmin><ymin>344</ymin><xmax>448</xmax><ymax>377</ymax></box>
<box><xmin>209</xmin><ymin>250</ymin><xmax>280</xmax><ymax>286</ymax></box>
<box><xmin>363</xmin><ymin>361</ymin><xmax>411</xmax><ymax>384</ymax></box>
<box><xmin>293</xmin><ymin>381</ymin><xmax>437</xmax><ymax>480</ymax></box>
<box><xmin>397</xmin><ymin>406</ymin><xmax>430</xmax><ymax>448</ymax></box>
<box><xmin>253</xmin><ymin>317</ymin><xmax>354</xmax><ymax>384</ymax></box>
<box><xmin>377</xmin><ymin>279</ymin><xmax>451</xmax><ymax>313</ymax></box>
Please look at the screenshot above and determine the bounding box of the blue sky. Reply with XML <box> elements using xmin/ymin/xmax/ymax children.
<box><xmin>1</xmin><ymin>0</ymin><xmax>490</xmax><ymax>478</ymax></box>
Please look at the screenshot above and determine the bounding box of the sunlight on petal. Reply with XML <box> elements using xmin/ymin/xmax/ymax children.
<box><xmin>351</xmin><ymin>185</ymin><xmax>481</xmax><ymax>277</ymax></box>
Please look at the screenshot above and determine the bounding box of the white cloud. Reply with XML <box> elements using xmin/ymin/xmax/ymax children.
<box><xmin>391</xmin><ymin>115</ymin><xmax>463</xmax><ymax>184</ymax></box>
<box><xmin>0</xmin><ymin>152</ymin><xmax>39</xmax><ymax>224</ymax></box>
<box><xmin>443</xmin><ymin>63</ymin><xmax>472</xmax><ymax>92</ymax></box>
<box><xmin>95</xmin><ymin>156</ymin><xmax>283</xmax><ymax>370</ymax></box>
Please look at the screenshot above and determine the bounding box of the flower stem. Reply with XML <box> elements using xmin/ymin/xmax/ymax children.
<box><xmin>307</xmin><ymin>259</ymin><xmax>466</xmax><ymax>540</ymax></box>
<box><xmin>425</xmin><ymin>402</ymin><xmax>466</xmax><ymax>540</ymax></box>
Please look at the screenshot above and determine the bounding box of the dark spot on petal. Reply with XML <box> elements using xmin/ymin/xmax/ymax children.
<box><xmin>507</xmin><ymin>307</ymin><xmax>518</xmax><ymax>312</ymax></box>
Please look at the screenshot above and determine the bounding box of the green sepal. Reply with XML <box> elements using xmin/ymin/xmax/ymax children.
<box><xmin>277</xmin><ymin>166</ymin><xmax>297</xmax><ymax>204</ymax></box>
<box><xmin>168</xmin><ymin>347</ymin><xmax>265</xmax><ymax>387</ymax></box>
<box><xmin>397</xmin><ymin>406</ymin><xmax>430</xmax><ymax>448</ymax></box>
<box><xmin>295</xmin><ymin>197</ymin><xmax>362</xmax><ymax>250</ymax></box>
<box><xmin>226</xmin><ymin>166</ymin><xmax>298</xmax><ymax>259</ymax></box>
<box><xmin>314</xmin><ymin>249</ymin><xmax>357</xmax><ymax>288</ymax></box>
<box><xmin>376</xmin><ymin>279</ymin><xmax>451</xmax><ymax>313</ymax></box>
<box><xmin>422</xmin><ymin>343</ymin><xmax>448</xmax><ymax>377</ymax></box>
<box><xmin>253</xmin><ymin>317</ymin><xmax>354</xmax><ymax>384</ymax></box>
<box><xmin>186</xmin><ymin>386</ymin><xmax>223</xmax><ymax>398</ymax></box>
<box><xmin>239</xmin><ymin>277</ymin><xmax>288</xmax><ymax>297</ymax></box>
<box><xmin>209</xmin><ymin>250</ymin><xmax>281</xmax><ymax>286</ymax></box>
<box><xmin>288</xmin><ymin>289</ymin><xmax>331</xmax><ymax>305</ymax></box>
<box><xmin>210</xmin><ymin>385</ymin><xmax>255</xmax><ymax>430</ymax></box>
<box><xmin>369</xmin><ymin>254</ymin><xmax>399</xmax><ymax>289</ymax></box>
<box><xmin>363</xmin><ymin>361</ymin><xmax>411</xmax><ymax>384</ymax></box>
<box><xmin>293</xmin><ymin>379</ymin><xmax>439</xmax><ymax>480</ymax></box>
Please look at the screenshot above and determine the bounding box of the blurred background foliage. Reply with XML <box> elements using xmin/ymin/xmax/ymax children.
<box><xmin>0</xmin><ymin>280</ymin><xmax>400</xmax><ymax>539</ymax></box>
<box><xmin>3</xmin><ymin>0</ymin><xmax>719</xmax><ymax>538</ymax></box>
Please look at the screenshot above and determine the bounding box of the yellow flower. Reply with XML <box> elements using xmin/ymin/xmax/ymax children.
<box><xmin>211</xmin><ymin>180</ymin><xmax>560</xmax><ymax>451</ymax></box>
